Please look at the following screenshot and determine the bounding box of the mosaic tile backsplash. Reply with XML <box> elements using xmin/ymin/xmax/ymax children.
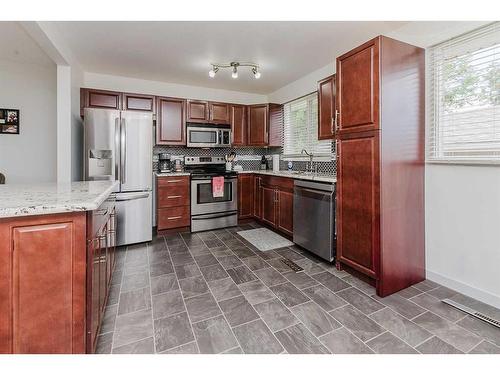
<box><xmin>153</xmin><ymin>145</ymin><xmax>337</xmax><ymax>176</ymax></box>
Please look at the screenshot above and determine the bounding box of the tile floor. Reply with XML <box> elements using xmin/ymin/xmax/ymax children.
<box><xmin>96</xmin><ymin>222</ymin><xmax>500</xmax><ymax>354</ymax></box>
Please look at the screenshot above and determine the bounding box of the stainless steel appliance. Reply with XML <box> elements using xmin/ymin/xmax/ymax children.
<box><xmin>293</xmin><ymin>180</ymin><xmax>336</xmax><ymax>262</ymax></box>
<box><xmin>84</xmin><ymin>108</ymin><xmax>153</xmax><ymax>246</ymax></box>
<box><xmin>157</xmin><ymin>153</ymin><xmax>172</xmax><ymax>173</ymax></box>
<box><xmin>186</xmin><ymin>124</ymin><xmax>231</xmax><ymax>148</ymax></box>
<box><xmin>185</xmin><ymin>156</ymin><xmax>238</xmax><ymax>232</ymax></box>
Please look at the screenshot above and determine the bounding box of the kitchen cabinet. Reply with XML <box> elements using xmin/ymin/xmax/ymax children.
<box><xmin>156</xmin><ymin>97</ymin><xmax>186</xmax><ymax>145</ymax></box>
<box><xmin>209</xmin><ymin>102</ymin><xmax>230</xmax><ymax>124</ymax></box>
<box><xmin>253</xmin><ymin>176</ymin><xmax>262</xmax><ymax>220</ymax></box>
<box><xmin>268</xmin><ymin>104</ymin><xmax>284</xmax><ymax>147</ymax></box>
<box><xmin>335</xmin><ymin>36</ymin><xmax>425</xmax><ymax>297</ymax></box>
<box><xmin>123</xmin><ymin>93</ymin><xmax>155</xmax><ymax>112</ymax></box>
<box><xmin>336</xmin><ymin>38</ymin><xmax>379</xmax><ymax>135</ymax></box>
<box><xmin>187</xmin><ymin>100</ymin><xmax>209</xmax><ymax>123</ymax></box>
<box><xmin>238</xmin><ymin>174</ymin><xmax>254</xmax><ymax>219</ymax></box>
<box><xmin>231</xmin><ymin>104</ymin><xmax>247</xmax><ymax>146</ymax></box>
<box><xmin>258</xmin><ymin>176</ymin><xmax>294</xmax><ymax>237</ymax></box>
<box><xmin>156</xmin><ymin>176</ymin><xmax>190</xmax><ymax>231</ymax></box>
<box><xmin>81</xmin><ymin>88</ymin><xmax>122</xmax><ymax>116</ymax></box>
<box><xmin>318</xmin><ymin>75</ymin><xmax>336</xmax><ymax>140</ymax></box>
<box><xmin>0</xmin><ymin>212</ymin><xmax>87</xmax><ymax>354</ymax></box>
<box><xmin>247</xmin><ymin>104</ymin><xmax>269</xmax><ymax>146</ymax></box>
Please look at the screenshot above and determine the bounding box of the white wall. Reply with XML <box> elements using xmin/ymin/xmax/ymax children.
<box><xmin>71</xmin><ymin>66</ymin><xmax>84</xmax><ymax>181</ymax></box>
<box><xmin>0</xmin><ymin>59</ymin><xmax>57</xmax><ymax>184</ymax></box>
<box><xmin>84</xmin><ymin>72</ymin><xmax>269</xmax><ymax>104</ymax></box>
<box><xmin>267</xmin><ymin>63</ymin><xmax>333</xmax><ymax>104</ymax></box>
<box><xmin>425</xmin><ymin>164</ymin><xmax>500</xmax><ymax>309</ymax></box>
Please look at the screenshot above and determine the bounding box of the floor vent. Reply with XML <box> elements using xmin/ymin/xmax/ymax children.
<box><xmin>280</xmin><ymin>258</ymin><xmax>303</xmax><ymax>273</ymax></box>
<box><xmin>442</xmin><ymin>299</ymin><xmax>500</xmax><ymax>329</ymax></box>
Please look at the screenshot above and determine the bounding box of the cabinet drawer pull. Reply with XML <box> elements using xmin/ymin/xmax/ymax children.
<box><xmin>167</xmin><ymin>180</ymin><xmax>183</xmax><ymax>183</ymax></box>
<box><xmin>167</xmin><ymin>216</ymin><xmax>182</xmax><ymax>220</ymax></box>
<box><xmin>167</xmin><ymin>195</ymin><xmax>182</xmax><ymax>199</ymax></box>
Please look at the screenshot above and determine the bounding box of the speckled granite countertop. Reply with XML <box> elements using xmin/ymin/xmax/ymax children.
<box><xmin>0</xmin><ymin>181</ymin><xmax>119</xmax><ymax>218</ymax></box>
<box><xmin>237</xmin><ymin>170</ymin><xmax>336</xmax><ymax>183</ymax></box>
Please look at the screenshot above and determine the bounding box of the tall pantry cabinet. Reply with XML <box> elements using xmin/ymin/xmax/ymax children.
<box><xmin>335</xmin><ymin>36</ymin><xmax>425</xmax><ymax>297</ymax></box>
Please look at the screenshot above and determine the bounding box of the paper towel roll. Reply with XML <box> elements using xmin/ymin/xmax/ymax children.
<box><xmin>273</xmin><ymin>154</ymin><xmax>280</xmax><ymax>172</ymax></box>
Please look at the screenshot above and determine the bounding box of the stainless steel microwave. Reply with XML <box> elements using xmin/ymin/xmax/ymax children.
<box><xmin>186</xmin><ymin>125</ymin><xmax>231</xmax><ymax>148</ymax></box>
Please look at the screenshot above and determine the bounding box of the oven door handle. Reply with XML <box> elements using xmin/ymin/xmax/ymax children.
<box><xmin>191</xmin><ymin>212</ymin><xmax>237</xmax><ymax>220</ymax></box>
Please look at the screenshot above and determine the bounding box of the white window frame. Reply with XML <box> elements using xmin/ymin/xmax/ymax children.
<box><xmin>281</xmin><ymin>92</ymin><xmax>333</xmax><ymax>161</ymax></box>
<box><xmin>427</xmin><ymin>22</ymin><xmax>500</xmax><ymax>165</ymax></box>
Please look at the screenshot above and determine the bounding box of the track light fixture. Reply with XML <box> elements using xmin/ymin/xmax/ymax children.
<box><xmin>208</xmin><ymin>62</ymin><xmax>261</xmax><ymax>79</ymax></box>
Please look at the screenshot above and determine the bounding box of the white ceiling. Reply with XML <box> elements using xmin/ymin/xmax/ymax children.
<box><xmin>52</xmin><ymin>21</ymin><xmax>412</xmax><ymax>94</ymax></box>
<box><xmin>0</xmin><ymin>22</ymin><xmax>54</xmax><ymax>67</ymax></box>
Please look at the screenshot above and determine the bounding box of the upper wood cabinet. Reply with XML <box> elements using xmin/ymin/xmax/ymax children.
<box><xmin>268</xmin><ymin>104</ymin><xmax>283</xmax><ymax>147</ymax></box>
<box><xmin>336</xmin><ymin>38</ymin><xmax>380</xmax><ymax>134</ymax></box>
<box><xmin>247</xmin><ymin>104</ymin><xmax>269</xmax><ymax>146</ymax></box>
<box><xmin>231</xmin><ymin>104</ymin><xmax>247</xmax><ymax>146</ymax></box>
<box><xmin>81</xmin><ymin>88</ymin><xmax>121</xmax><ymax>116</ymax></box>
<box><xmin>123</xmin><ymin>93</ymin><xmax>155</xmax><ymax>112</ymax></box>
<box><xmin>187</xmin><ymin>100</ymin><xmax>209</xmax><ymax>123</ymax></box>
<box><xmin>318</xmin><ymin>75</ymin><xmax>336</xmax><ymax>140</ymax></box>
<box><xmin>156</xmin><ymin>97</ymin><xmax>186</xmax><ymax>145</ymax></box>
<box><xmin>209</xmin><ymin>102</ymin><xmax>230</xmax><ymax>124</ymax></box>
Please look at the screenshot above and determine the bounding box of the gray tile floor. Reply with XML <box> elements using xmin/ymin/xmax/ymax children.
<box><xmin>96</xmin><ymin>221</ymin><xmax>500</xmax><ymax>354</ymax></box>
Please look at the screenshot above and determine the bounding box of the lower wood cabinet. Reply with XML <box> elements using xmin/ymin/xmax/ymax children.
<box><xmin>156</xmin><ymin>175</ymin><xmax>190</xmax><ymax>231</ymax></box>
<box><xmin>238</xmin><ymin>174</ymin><xmax>254</xmax><ymax>219</ymax></box>
<box><xmin>277</xmin><ymin>190</ymin><xmax>293</xmax><ymax>236</ymax></box>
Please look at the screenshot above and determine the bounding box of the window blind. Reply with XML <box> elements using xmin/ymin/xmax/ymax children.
<box><xmin>428</xmin><ymin>22</ymin><xmax>500</xmax><ymax>163</ymax></box>
<box><xmin>282</xmin><ymin>92</ymin><xmax>332</xmax><ymax>160</ymax></box>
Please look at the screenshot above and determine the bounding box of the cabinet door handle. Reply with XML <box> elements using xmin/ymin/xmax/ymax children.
<box><xmin>167</xmin><ymin>216</ymin><xmax>182</xmax><ymax>220</ymax></box>
<box><xmin>334</xmin><ymin>110</ymin><xmax>339</xmax><ymax>132</ymax></box>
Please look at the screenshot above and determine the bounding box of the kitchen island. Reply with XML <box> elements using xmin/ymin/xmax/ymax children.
<box><xmin>0</xmin><ymin>181</ymin><xmax>118</xmax><ymax>354</ymax></box>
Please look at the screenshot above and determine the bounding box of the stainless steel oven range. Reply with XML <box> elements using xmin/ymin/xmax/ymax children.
<box><xmin>185</xmin><ymin>156</ymin><xmax>238</xmax><ymax>232</ymax></box>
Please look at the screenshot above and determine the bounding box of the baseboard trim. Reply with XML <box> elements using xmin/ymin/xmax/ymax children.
<box><xmin>426</xmin><ymin>270</ymin><xmax>500</xmax><ymax>310</ymax></box>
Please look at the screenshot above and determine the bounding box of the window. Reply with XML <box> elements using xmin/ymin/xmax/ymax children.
<box><xmin>282</xmin><ymin>92</ymin><xmax>332</xmax><ymax>160</ymax></box>
<box><xmin>428</xmin><ymin>22</ymin><xmax>500</xmax><ymax>163</ymax></box>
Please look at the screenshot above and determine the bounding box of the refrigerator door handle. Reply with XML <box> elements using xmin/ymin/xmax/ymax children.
<box><xmin>114</xmin><ymin>117</ymin><xmax>120</xmax><ymax>182</ymax></box>
<box><xmin>120</xmin><ymin>117</ymin><xmax>127</xmax><ymax>184</ymax></box>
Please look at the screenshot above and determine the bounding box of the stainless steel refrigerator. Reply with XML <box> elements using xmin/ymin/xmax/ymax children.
<box><xmin>84</xmin><ymin>108</ymin><xmax>153</xmax><ymax>246</ymax></box>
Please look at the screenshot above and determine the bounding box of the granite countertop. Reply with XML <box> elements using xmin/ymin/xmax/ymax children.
<box><xmin>238</xmin><ymin>170</ymin><xmax>336</xmax><ymax>183</ymax></box>
<box><xmin>0</xmin><ymin>180</ymin><xmax>119</xmax><ymax>219</ymax></box>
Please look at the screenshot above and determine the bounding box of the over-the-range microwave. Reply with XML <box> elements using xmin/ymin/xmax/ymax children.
<box><xmin>186</xmin><ymin>124</ymin><xmax>231</xmax><ymax>148</ymax></box>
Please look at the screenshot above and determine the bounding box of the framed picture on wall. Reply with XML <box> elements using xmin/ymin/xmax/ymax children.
<box><xmin>0</xmin><ymin>108</ymin><xmax>20</xmax><ymax>134</ymax></box>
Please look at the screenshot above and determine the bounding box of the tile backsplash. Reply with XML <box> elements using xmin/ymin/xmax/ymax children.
<box><xmin>153</xmin><ymin>145</ymin><xmax>337</xmax><ymax>176</ymax></box>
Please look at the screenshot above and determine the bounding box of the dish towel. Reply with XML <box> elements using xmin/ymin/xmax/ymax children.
<box><xmin>212</xmin><ymin>176</ymin><xmax>224</xmax><ymax>198</ymax></box>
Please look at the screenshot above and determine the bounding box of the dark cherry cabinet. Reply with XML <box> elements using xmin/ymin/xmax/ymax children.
<box><xmin>336</xmin><ymin>38</ymin><xmax>379</xmax><ymax>135</ymax></box>
<box><xmin>248</xmin><ymin>104</ymin><xmax>269</xmax><ymax>146</ymax></box>
<box><xmin>238</xmin><ymin>174</ymin><xmax>254</xmax><ymax>219</ymax></box>
<box><xmin>261</xmin><ymin>185</ymin><xmax>277</xmax><ymax>227</ymax></box>
<box><xmin>81</xmin><ymin>88</ymin><xmax>121</xmax><ymax>116</ymax></box>
<box><xmin>231</xmin><ymin>105</ymin><xmax>247</xmax><ymax>146</ymax></box>
<box><xmin>335</xmin><ymin>36</ymin><xmax>425</xmax><ymax>297</ymax></box>
<box><xmin>209</xmin><ymin>102</ymin><xmax>230</xmax><ymax>124</ymax></box>
<box><xmin>156</xmin><ymin>176</ymin><xmax>190</xmax><ymax>231</ymax></box>
<box><xmin>268</xmin><ymin>104</ymin><xmax>284</xmax><ymax>147</ymax></box>
<box><xmin>123</xmin><ymin>93</ymin><xmax>155</xmax><ymax>112</ymax></box>
<box><xmin>156</xmin><ymin>97</ymin><xmax>186</xmax><ymax>145</ymax></box>
<box><xmin>253</xmin><ymin>176</ymin><xmax>262</xmax><ymax>220</ymax></box>
<box><xmin>336</xmin><ymin>131</ymin><xmax>379</xmax><ymax>278</ymax></box>
<box><xmin>277</xmin><ymin>190</ymin><xmax>293</xmax><ymax>236</ymax></box>
<box><xmin>187</xmin><ymin>100</ymin><xmax>209</xmax><ymax>123</ymax></box>
<box><xmin>318</xmin><ymin>75</ymin><xmax>336</xmax><ymax>140</ymax></box>
<box><xmin>0</xmin><ymin>212</ymin><xmax>87</xmax><ymax>354</ymax></box>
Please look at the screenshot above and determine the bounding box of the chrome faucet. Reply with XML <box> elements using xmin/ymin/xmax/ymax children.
<box><xmin>301</xmin><ymin>149</ymin><xmax>314</xmax><ymax>173</ymax></box>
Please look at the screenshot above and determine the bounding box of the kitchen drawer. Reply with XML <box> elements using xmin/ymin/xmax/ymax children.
<box><xmin>260</xmin><ymin>175</ymin><xmax>294</xmax><ymax>191</ymax></box>
<box><xmin>158</xmin><ymin>206</ymin><xmax>190</xmax><ymax>230</ymax></box>
<box><xmin>157</xmin><ymin>176</ymin><xmax>189</xmax><ymax>188</ymax></box>
<box><xmin>158</xmin><ymin>185</ymin><xmax>190</xmax><ymax>208</ymax></box>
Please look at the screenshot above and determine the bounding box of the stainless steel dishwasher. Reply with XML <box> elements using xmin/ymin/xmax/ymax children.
<box><xmin>293</xmin><ymin>180</ymin><xmax>336</xmax><ymax>262</ymax></box>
